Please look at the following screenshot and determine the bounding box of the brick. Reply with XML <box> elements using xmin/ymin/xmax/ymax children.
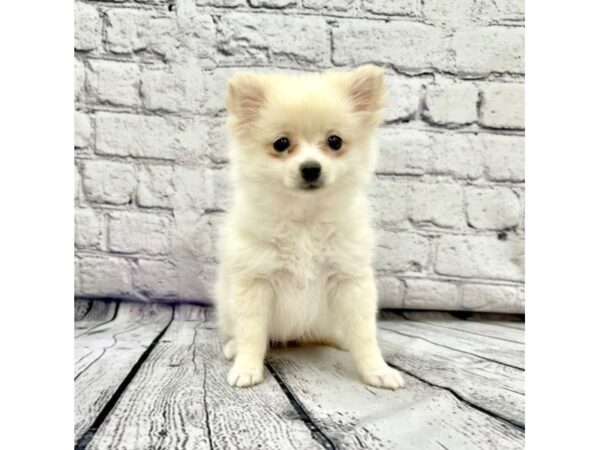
<box><xmin>364</xmin><ymin>0</ymin><xmax>419</xmax><ymax>16</ymax></box>
<box><xmin>461</xmin><ymin>284</ymin><xmax>523</xmax><ymax>313</ymax></box>
<box><xmin>375</xmin><ymin>230</ymin><xmax>430</xmax><ymax>273</ymax></box>
<box><xmin>302</xmin><ymin>0</ymin><xmax>354</xmax><ymax>11</ymax></box>
<box><xmin>75</xmin><ymin>112</ymin><xmax>93</xmax><ymax>149</ymax></box>
<box><xmin>517</xmin><ymin>286</ymin><xmax>525</xmax><ymax>307</ymax></box>
<box><xmin>409</xmin><ymin>183</ymin><xmax>463</xmax><ymax>228</ymax></box>
<box><xmin>377</xmin><ymin>277</ymin><xmax>406</xmax><ymax>308</ymax></box>
<box><xmin>423</xmin><ymin>0</ymin><xmax>475</xmax><ymax>28</ymax></box>
<box><xmin>197</xmin><ymin>0</ymin><xmax>245</xmax><ymax>6</ymax></box>
<box><xmin>172</xmin><ymin>13</ymin><xmax>217</xmax><ymax>62</ymax></box>
<box><xmin>196</xmin><ymin>213</ymin><xmax>225</xmax><ymax>260</ymax></box>
<box><xmin>248</xmin><ymin>0</ymin><xmax>296</xmax><ymax>7</ymax></box>
<box><xmin>518</xmin><ymin>189</ymin><xmax>525</xmax><ymax>231</ymax></box>
<box><xmin>108</xmin><ymin>212</ymin><xmax>171</xmax><ymax>255</ymax></box>
<box><xmin>105</xmin><ymin>9</ymin><xmax>202</xmax><ymax>62</ymax></box>
<box><xmin>75</xmin><ymin>209</ymin><xmax>103</xmax><ymax>249</ymax></box>
<box><xmin>212</xmin><ymin>167</ymin><xmax>233</xmax><ymax>211</ymax></box>
<box><xmin>466</xmin><ymin>187</ymin><xmax>520</xmax><ymax>230</ymax></box>
<box><xmin>475</xmin><ymin>0</ymin><xmax>525</xmax><ymax>22</ymax></box>
<box><xmin>175</xmin><ymin>117</ymin><xmax>211</xmax><ymax>165</ymax></box>
<box><xmin>174</xmin><ymin>247</ymin><xmax>218</xmax><ymax>301</ymax></box>
<box><xmin>450</xmin><ymin>26</ymin><xmax>524</xmax><ymax>75</ymax></box>
<box><xmin>82</xmin><ymin>160</ymin><xmax>136</xmax><ymax>205</ymax></box>
<box><xmin>79</xmin><ymin>256</ymin><xmax>132</xmax><ymax>297</ymax></box>
<box><xmin>207</xmin><ymin>118</ymin><xmax>230</xmax><ymax>164</ymax></box>
<box><xmin>95</xmin><ymin>113</ymin><xmax>180</xmax><ymax>159</ymax></box>
<box><xmin>105</xmin><ymin>9</ymin><xmax>153</xmax><ymax>54</ymax></box>
<box><xmin>74</xmin><ymin>3</ymin><xmax>101</xmax><ymax>51</ymax></box>
<box><xmin>376</xmin><ymin>129</ymin><xmax>431</xmax><ymax>175</ymax></box>
<box><xmin>217</xmin><ymin>13</ymin><xmax>329</xmax><ymax>65</ymax></box>
<box><xmin>88</xmin><ymin>60</ymin><xmax>141</xmax><ymax>107</ymax></box>
<box><xmin>384</xmin><ymin>77</ymin><xmax>422</xmax><ymax>122</ymax></box>
<box><xmin>430</xmin><ymin>133</ymin><xmax>483</xmax><ymax>179</ymax></box>
<box><xmin>173</xmin><ymin>166</ymin><xmax>215</xmax><ymax>213</ymax></box>
<box><xmin>481</xmin><ymin>134</ymin><xmax>524</xmax><ymax>182</ymax></box>
<box><xmin>203</xmin><ymin>68</ymin><xmax>236</xmax><ymax>115</ymax></box>
<box><xmin>369</xmin><ymin>177</ymin><xmax>409</xmax><ymax>229</ymax></box>
<box><xmin>479</xmin><ymin>83</ymin><xmax>524</xmax><ymax>129</ymax></box>
<box><xmin>404</xmin><ymin>279</ymin><xmax>458</xmax><ymax>309</ymax></box>
<box><xmin>75</xmin><ymin>165</ymin><xmax>83</xmax><ymax>204</ymax></box>
<box><xmin>171</xmin><ymin>211</ymin><xmax>224</xmax><ymax>301</ymax></box>
<box><xmin>75</xmin><ymin>258</ymin><xmax>81</xmax><ymax>295</ymax></box>
<box><xmin>134</xmin><ymin>260</ymin><xmax>178</xmax><ymax>300</ymax></box>
<box><xmin>75</xmin><ymin>59</ymin><xmax>85</xmax><ymax>102</ymax></box>
<box><xmin>333</xmin><ymin>20</ymin><xmax>445</xmax><ymax>72</ymax></box>
<box><xmin>436</xmin><ymin>235</ymin><xmax>524</xmax><ymax>281</ymax></box>
<box><xmin>138</xmin><ymin>165</ymin><xmax>175</xmax><ymax>208</ymax></box>
<box><xmin>140</xmin><ymin>64</ymin><xmax>205</xmax><ymax>112</ymax></box>
<box><xmin>424</xmin><ymin>81</ymin><xmax>478</xmax><ymax>125</ymax></box>
<box><xmin>499</xmin><ymin>0</ymin><xmax>525</xmax><ymax>20</ymax></box>
<box><xmin>498</xmin><ymin>0</ymin><xmax>525</xmax><ymax>18</ymax></box>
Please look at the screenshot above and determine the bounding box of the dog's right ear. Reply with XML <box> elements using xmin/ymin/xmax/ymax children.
<box><xmin>345</xmin><ymin>65</ymin><xmax>386</xmax><ymax>115</ymax></box>
<box><xmin>226</xmin><ymin>72</ymin><xmax>266</xmax><ymax>123</ymax></box>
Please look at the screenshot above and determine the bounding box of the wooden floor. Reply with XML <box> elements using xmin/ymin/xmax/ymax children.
<box><xmin>74</xmin><ymin>300</ymin><xmax>525</xmax><ymax>450</ymax></box>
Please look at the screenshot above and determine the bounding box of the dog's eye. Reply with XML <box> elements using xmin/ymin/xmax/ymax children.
<box><xmin>327</xmin><ymin>135</ymin><xmax>343</xmax><ymax>150</ymax></box>
<box><xmin>273</xmin><ymin>137</ymin><xmax>290</xmax><ymax>152</ymax></box>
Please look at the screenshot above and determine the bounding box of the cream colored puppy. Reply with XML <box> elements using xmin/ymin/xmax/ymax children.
<box><xmin>215</xmin><ymin>65</ymin><xmax>405</xmax><ymax>390</ymax></box>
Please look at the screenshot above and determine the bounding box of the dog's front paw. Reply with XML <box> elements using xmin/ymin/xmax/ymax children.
<box><xmin>362</xmin><ymin>365</ymin><xmax>405</xmax><ymax>390</ymax></box>
<box><xmin>227</xmin><ymin>362</ymin><xmax>264</xmax><ymax>388</ymax></box>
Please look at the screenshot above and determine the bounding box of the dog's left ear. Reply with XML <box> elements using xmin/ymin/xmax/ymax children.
<box><xmin>226</xmin><ymin>72</ymin><xmax>266</xmax><ymax>124</ymax></box>
<box><xmin>345</xmin><ymin>65</ymin><xmax>386</xmax><ymax>115</ymax></box>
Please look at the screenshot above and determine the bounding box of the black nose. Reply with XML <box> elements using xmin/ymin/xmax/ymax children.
<box><xmin>300</xmin><ymin>161</ymin><xmax>321</xmax><ymax>182</ymax></box>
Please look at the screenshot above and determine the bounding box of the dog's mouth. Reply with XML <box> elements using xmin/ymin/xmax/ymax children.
<box><xmin>299</xmin><ymin>182</ymin><xmax>323</xmax><ymax>191</ymax></box>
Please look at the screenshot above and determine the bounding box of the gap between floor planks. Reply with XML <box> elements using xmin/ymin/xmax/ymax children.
<box><xmin>75</xmin><ymin>300</ymin><xmax>525</xmax><ymax>450</ymax></box>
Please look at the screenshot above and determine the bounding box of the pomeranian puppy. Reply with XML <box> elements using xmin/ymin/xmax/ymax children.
<box><xmin>215</xmin><ymin>65</ymin><xmax>405</xmax><ymax>390</ymax></box>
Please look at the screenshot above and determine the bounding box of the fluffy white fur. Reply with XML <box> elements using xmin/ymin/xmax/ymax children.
<box><xmin>215</xmin><ymin>65</ymin><xmax>405</xmax><ymax>390</ymax></box>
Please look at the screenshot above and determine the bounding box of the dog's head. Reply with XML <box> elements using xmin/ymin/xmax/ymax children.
<box><xmin>226</xmin><ymin>65</ymin><xmax>386</xmax><ymax>197</ymax></box>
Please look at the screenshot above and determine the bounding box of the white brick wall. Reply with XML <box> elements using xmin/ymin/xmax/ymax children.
<box><xmin>74</xmin><ymin>0</ymin><xmax>525</xmax><ymax>312</ymax></box>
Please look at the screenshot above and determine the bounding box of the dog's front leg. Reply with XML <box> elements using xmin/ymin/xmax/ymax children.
<box><xmin>227</xmin><ymin>277</ymin><xmax>273</xmax><ymax>388</ymax></box>
<box><xmin>329</xmin><ymin>274</ymin><xmax>405</xmax><ymax>390</ymax></box>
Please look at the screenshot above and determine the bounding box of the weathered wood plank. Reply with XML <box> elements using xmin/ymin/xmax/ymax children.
<box><xmin>75</xmin><ymin>299</ymin><xmax>93</xmax><ymax>321</ymax></box>
<box><xmin>378</xmin><ymin>327</ymin><xmax>524</xmax><ymax>426</ymax></box>
<box><xmin>74</xmin><ymin>302</ymin><xmax>157</xmax><ymax>376</ymax></box>
<box><xmin>75</xmin><ymin>300</ymin><xmax>118</xmax><ymax>322</ymax></box>
<box><xmin>175</xmin><ymin>302</ymin><xmax>215</xmax><ymax>322</ymax></box>
<box><xmin>87</xmin><ymin>307</ymin><xmax>321</xmax><ymax>450</ymax></box>
<box><xmin>74</xmin><ymin>301</ymin><xmax>118</xmax><ymax>337</ymax></box>
<box><xmin>470</xmin><ymin>320</ymin><xmax>525</xmax><ymax>331</ymax></box>
<box><xmin>463</xmin><ymin>313</ymin><xmax>525</xmax><ymax>330</ymax></box>
<box><xmin>75</xmin><ymin>302</ymin><xmax>525</xmax><ymax>449</ymax></box>
<box><xmin>74</xmin><ymin>302</ymin><xmax>173</xmax><ymax>443</ymax></box>
<box><xmin>268</xmin><ymin>345</ymin><xmax>524</xmax><ymax>449</ymax></box>
<box><xmin>402</xmin><ymin>311</ymin><xmax>524</xmax><ymax>344</ymax></box>
<box><xmin>380</xmin><ymin>312</ymin><xmax>524</xmax><ymax>369</ymax></box>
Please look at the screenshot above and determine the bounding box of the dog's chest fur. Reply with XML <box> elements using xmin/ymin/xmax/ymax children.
<box><xmin>270</xmin><ymin>219</ymin><xmax>336</xmax><ymax>287</ymax></box>
<box><xmin>265</xmin><ymin>218</ymin><xmax>341</xmax><ymax>341</ymax></box>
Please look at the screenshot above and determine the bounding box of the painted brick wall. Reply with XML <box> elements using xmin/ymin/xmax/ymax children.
<box><xmin>74</xmin><ymin>0</ymin><xmax>525</xmax><ymax>312</ymax></box>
